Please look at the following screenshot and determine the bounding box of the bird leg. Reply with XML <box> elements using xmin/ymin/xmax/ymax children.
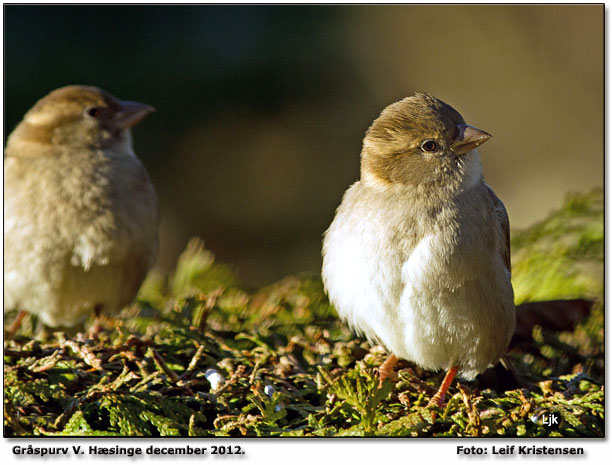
<box><xmin>86</xmin><ymin>305</ymin><xmax>105</xmax><ymax>339</ymax></box>
<box><xmin>378</xmin><ymin>354</ymin><xmax>398</xmax><ymax>388</ymax></box>
<box><xmin>428</xmin><ymin>366</ymin><xmax>458</xmax><ymax>408</ymax></box>
<box><xmin>7</xmin><ymin>309</ymin><xmax>28</xmax><ymax>334</ymax></box>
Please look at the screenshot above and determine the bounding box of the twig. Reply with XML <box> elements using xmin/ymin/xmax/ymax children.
<box><xmin>180</xmin><ymin>344</ymin><xmax>207</xmax><ymax>380</ymax></box>
<box><xmin>61</xmin><ymin>340</ymin><xmax>103</xmax><ymax>370</ymax></box>
<box><xmin>149</xmin><ymin>348</ymin><xmax>194</xmax><ymax>395</ymax></box>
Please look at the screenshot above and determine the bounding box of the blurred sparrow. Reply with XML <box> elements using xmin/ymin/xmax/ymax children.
<box><xmin>322</xmin><ymin>93</ymin><xmax>515</xmax><ymax>406</ymax></box>
<box><xmin>4</xmin><ymin>85</ymin><xmax>159</xmax><ymax>331</ymax></box>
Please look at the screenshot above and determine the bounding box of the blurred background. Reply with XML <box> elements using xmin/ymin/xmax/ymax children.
<box><xmin>3</xmin><ymin>5</ymin><xmax>603</xmax><ymax>287</ymax></box>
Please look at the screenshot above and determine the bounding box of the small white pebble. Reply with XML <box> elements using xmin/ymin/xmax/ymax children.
<box><xmin>263</xmin><ymin>385</ymin><xmax>283</xmax><ymax>412</ymax></box>
<box><xmin>264</xmin><ymin>384</ymin><xmax>275</xmax><ymax>397</ymax></box>
<box><xmin>204</xmin><ymin>369</ymin><xmax>225</xmax><ymax>391</ymax></box>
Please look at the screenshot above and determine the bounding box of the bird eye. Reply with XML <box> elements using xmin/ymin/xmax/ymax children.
<box><xmin>420</xmin><ymin>140</ymin><xmax>438</xmax><ymax>152</ymax></box>
<box><xmin>85</xmin><ymin>107</ymin><xmax>102</xmax><ymax>118</ymax></box>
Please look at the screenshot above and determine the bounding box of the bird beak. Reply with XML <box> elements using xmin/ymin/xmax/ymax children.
<box><xmin>452</xmin><ymin>124</ymin><xmax>491</xmax><ymax>155</ymax></box>
<box><xmin>114</xmin><ymin>101</ymin><xmax>155</xmax><ymax>129</ymax></box>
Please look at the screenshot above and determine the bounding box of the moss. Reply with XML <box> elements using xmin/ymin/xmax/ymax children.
<box><xmin>4</xmin><ymin>190</ymin><xmax>603</xmax><ymax>437</ymax></box>
<box><xmin>511</xmin><ymin>189</ymin><xmax>603</xmax><ymax>303</ymax></box>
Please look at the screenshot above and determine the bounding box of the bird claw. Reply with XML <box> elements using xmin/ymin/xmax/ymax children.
<box><xmin>377</xmin><ymin>354</ymin><xmax>398</xmax><ymax>388</ymax></box>
<box><xmin>427</xmin><ymin>393</ymin><xmax>446</xmax><ymax>409</ymax></box>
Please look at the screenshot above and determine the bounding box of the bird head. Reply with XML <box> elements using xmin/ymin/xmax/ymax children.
<box><xmin>360</xmin><ymin>93</ymin><xmax>490</xmax><ymax>190</ymax></box>
<box><xmin>7</xmin><ymin>85</ymin><xmax>154</xmax><ymax>153</ymax></box>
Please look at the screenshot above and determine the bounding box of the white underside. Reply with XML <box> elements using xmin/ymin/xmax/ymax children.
<box><xmin>322</xmin><ymin>167</ymin><xmax>515</xmax><ymax>379</ymax></box>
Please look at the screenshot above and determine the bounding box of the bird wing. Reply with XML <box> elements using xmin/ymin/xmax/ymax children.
<box><xmin>484</xmin><ymin>183</ymin><xmax>511</xmax><ymax>273</ymax></box>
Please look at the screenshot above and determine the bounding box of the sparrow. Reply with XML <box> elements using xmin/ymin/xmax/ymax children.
<box><xmin>322</xmin><ymin>93</ymin><xmax>516</xmax><ymax>407</ymax></box>
<box><xmin>4</xmin><ymin>85</ymin><xmax>159</xmax><ymax>331</ymax></box>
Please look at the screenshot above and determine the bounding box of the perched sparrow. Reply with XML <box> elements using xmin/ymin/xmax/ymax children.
<box><xmin>4</xmin><ymin>85</ymin><xmax>159</xmax><ymax>330</ymax></box>
<box><xmin>322</xmin><ymin>93</ymin><xmax>516</xmax><ymax>406</ymax></box>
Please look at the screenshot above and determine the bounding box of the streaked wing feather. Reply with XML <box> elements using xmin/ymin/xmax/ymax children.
<box><xmin>485</xmin><ymin>183</ymin><xmax>511</xmax><ymax>273</ymax></box>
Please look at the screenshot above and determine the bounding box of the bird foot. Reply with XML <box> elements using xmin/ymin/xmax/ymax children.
<box><xmin>6</xmin><ymin>310</ymin><xmax>28</xmax><ymax>335</ymax></box>
<box><xmin>86</xmin><ymin>316</ymin><xmax>106</xmax><ymax>340</ymax></box>
<box><xmin>427</xmin><ymin>366</ymin><xmax>458</xmax><ymax>410</ymax></box>
<box><xmin>427</xmin><ymin>393</ymin><xmax>446</xmax><ymax>409</ymax></box>
<box><xmin>378</xmin><ymin>354</ymin><xmax>399</xmax><ymax>388</ymax></box>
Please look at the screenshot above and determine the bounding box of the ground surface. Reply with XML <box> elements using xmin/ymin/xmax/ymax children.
<box><xmin>3</xmin><ymin>190</ymin><xmax>603</xmax><ymax>437</ymax></box>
